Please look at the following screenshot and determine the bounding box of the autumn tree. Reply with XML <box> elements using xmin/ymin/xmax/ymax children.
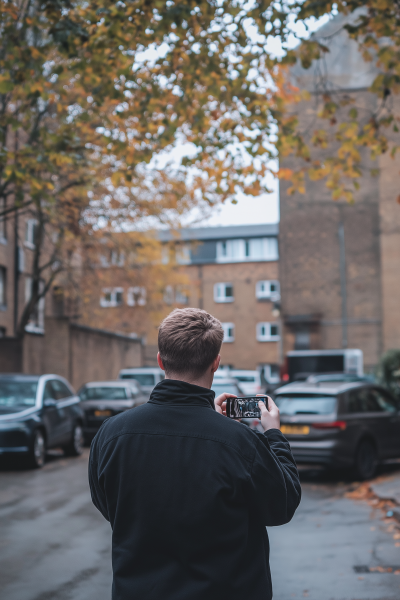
<box><xmin>0</xmin><ymin>0</ymin><xmax>294</xmax><ymax>336</ymax></box>
<box><xmin>267</xmin><ymin>1</ymin><xmax>400</xmax><ymax>201</ymax></box>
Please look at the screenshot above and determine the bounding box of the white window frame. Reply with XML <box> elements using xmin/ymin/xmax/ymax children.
<box><xmin>25</xmin><ymin>219</ymin><xmax>38</xmax><ymax>250</ymax></box>
<box><xmin>100</xmin><ymin>287</ymin><xmax>124</xmax><ymax>308</ymax></box>
<box><xmin>214</xmin><ymin>282</ymin><xmax>234</xmax><ymax>303</ymax></box>
<box><xmin>222</xmin><ymin>322</ymin><xmax>235</xmax><ymax>343</ymax></box>
<box><xmin>175</xmin><ymin>244</ymin><xmax>191</xmax><ymax>265</ymax></box>
<box><xmin>127</xmin><ymin>286</ymin><xmax>146</xmax><ymax>307</ymax></box>
<box><xmin>175</xmin><ymin>286</ymin><xmax>189</xmax><ymax>305</ymax></box>
<box><xmin>216</xmin><ymin>237</ymin><xmax>278</xmax><ymax>263</ymax></box>
<box><xmin>256</xmin><ymin>280</ymin><xmax>280</xmax><ymax>301</ymax></box>
<box><xmin>256</xmin><ymin>322</ymin><xmax>280</xmax><ymax>342</ymax></box>
<box><xmin>163</xmin><ymin>285</ymin><xmax>174</xmax><ymax>305</ymax></box>
<box><xmin>111</xmin><ymin>251</ymin><xmax>125</xmax><ymax>266</ymax></box>
<box><xmin>25</xmin><ymin>277</ymin><xmax>45</xmax><ymax>333</ymax></box>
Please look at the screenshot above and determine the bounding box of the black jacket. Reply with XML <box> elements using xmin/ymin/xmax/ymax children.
<box><xmin>89</xmin><ymin>379</ymin><xmax>301</xmax><ymax>600</ymax></box>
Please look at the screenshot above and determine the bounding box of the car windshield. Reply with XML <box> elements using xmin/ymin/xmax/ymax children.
<box><xmin>275</xmin><ymin>394</ymin><xmax>337</xmax><ymax>415</ymax></box>
<box><xmin>234</xmin><ymin>376</ymin><xmax>256</xmax><ymax>383</ymax></box>
<box><xmin>121</xmin><ymin>374</ymin><xmax>155</xmax><ymax>386</ymax></box>
<box><xmin>211</xmin><ymin>383</ymin><xmax>238</xmax><ymax>395</ymax></box>
<box><xmin>0</xmin><ymin>381</ymin><xmax>38</xmax><ymax>408</ymax></box>
<box><xmin>80</xmin><ymin>387</ymin><xmax>127</xmax><ymax>401</ymax></box>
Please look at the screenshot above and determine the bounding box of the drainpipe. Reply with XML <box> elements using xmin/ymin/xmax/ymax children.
<box><xmin>13</xmin><ymin>211</ymin><xmax>19</xmax><ymax>337</ymax></box>
<box><xmin>338</xmin><ymin>223</ymin><xmax>348</xmax><ymax>349</ymax></box>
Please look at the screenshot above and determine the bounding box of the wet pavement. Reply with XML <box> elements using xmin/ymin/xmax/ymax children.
<box><xmin>1</xmin><ymin>451</ymin><xmax>400</xmax><ymax>600</ymax></box>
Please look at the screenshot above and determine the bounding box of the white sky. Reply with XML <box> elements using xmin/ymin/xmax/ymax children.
<box><xmin>142</xmin><ymin>11</ymin><xmax>332</xmax><ymax>229</ymax></box>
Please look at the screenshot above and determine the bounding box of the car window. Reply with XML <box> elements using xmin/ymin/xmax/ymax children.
<box><xmin>234</xmin><ymin>376</ymin><xmax>256</xmax><ymax>383</ymax></box>
<box><xmin>275</xmin><ymin>394</ymin><xmax>337</xmax><ymax>415</ymax></box>
<box><xmin>51</xmin><ymin>380</ymin><xmax>72</xmax><ymax>400</ymax></box>
<box><xmin>0</xmin><ymin>380</ymin><xmax>38</xmax><ymax>408</ymax></box>
<box><xmin>43</xmin><ymin>381</ymin><xmax>56</xmax><ymax>401</ymax></box>
<box><xmin>347</xmin><ymin>388</ymin><xmax>384</xmax><ymax>413</ymax></box>
<box><xmin>371</xmin><ymin>389</ymin><xmax>398</xmax><ymax>413</ymax></box>
<box><xmin>80</xmin><ymin>387</ymin><xmax>128</xmax><ymax>400</ymax></box>
<box><xmin>121</xmin><ymin>373</ymin><xmax>155</xmax><ymax>386</ymax></box>
<box><xmin>211</xmin><ymin>383</ymin><xmax>239</xmax><ymax>395</ymax></box>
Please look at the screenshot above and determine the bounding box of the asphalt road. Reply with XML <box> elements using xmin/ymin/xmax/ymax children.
<box><xmin>1</xmin><ymin>451</ymin><xmax>400</xmax><ymax>600</ymax></box>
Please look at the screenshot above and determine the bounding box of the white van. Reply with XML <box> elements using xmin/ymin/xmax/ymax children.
<box><xmin>118</xmin><ymin>368</ymin><xmax>164</xmax><ymax>394</ymax></box>
<box><xmin>229</xmin><ymin>370</ymin><xmax>263</xmax><ymax>395</ymax></box>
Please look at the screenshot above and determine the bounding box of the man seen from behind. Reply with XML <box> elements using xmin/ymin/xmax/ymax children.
<box><xmin>89</xmin><ymin>308</ymin><xmax>301</xmax><ymax>599</ymax></box>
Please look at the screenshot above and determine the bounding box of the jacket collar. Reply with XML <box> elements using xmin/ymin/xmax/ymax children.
<box><xmin>149</xmin><ymin>379</ymin><xmax>215</xmax><ymax>410</ymax></box>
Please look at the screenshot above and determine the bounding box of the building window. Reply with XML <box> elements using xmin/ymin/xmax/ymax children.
<box><xmin>25</xmin><ymin>219</ymin><xmax>38</xmax><ymax>250</ymax></box>
<box><xmin>111</xmin><ymin>251</ymin><xmax>125</xmax><ymax>266</ymax></box>
<box><xmin>100</xmin><ymin>287</ymin><xmax>124</xmax><ymax>307</ymax></box>
<box><xmin>256</xmin><ymin>280</ymin><xmax>280</xmax><ymax>301</ymax></box>
<box><xmin>222</xmin><ymin>322</ymin><xmax>235</xmax><ymax>343</ymax></box>
<box><xmin>175</xmin><ymin>244</ymin><xmax>191</xmax><ymax>265</ymax></box>
<box><xmin>294</xmin><ymin>330</ymin><xmax>310</xmax><ymax>350</ymax></box>
<box><xmin>256</xmin><ymin>322</ymin><xmax>280</xmax><ymax>342</ymax></box>
<box><xmin>127</xmin><ymin>287</ymin><xmax>146</xmax><ymax>307</ymax></box>
<box><xmin>0</xmin><ymin>267</ymin><xmax>6</xmax><ymax>306</ymax></box>
<box><xmin>216</xmin><ymin>237</ymin><xmax>278</xmax><ymax>263</ymax></box>
<box><xmin>175</xmin><ymin>286</ymin><xmax>189</xmax><ymax>305</ymax></box>
<box><xmin>0</xmin><ymin>199</ymin><xmax>6</xmax><ymax>242</ymax></box>
<box><xmin>214</xmin><ymin>282</ymin><xmax>234</xmax><ymax>303</ymax></box>
<box><xmin>164</xmin><ymin>285</ymin><xmax>174</xmax><ymax>305</ymax></box>
<box><xmin>25</xmin><ymin>277</ymin><xmax>45</xmax><ymax>333</ymax></box>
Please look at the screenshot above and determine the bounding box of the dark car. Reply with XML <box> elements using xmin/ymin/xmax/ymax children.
<box><xmin>79</xmin><ymin>380</ymin><xmax>147</xmax><ymax>441</ymax></box>
<box><xmin>274</xmin><ymin>381</ymin><xmax>400</xmax><ymax>479</ymax></box>
<box><xmin>0</xmin><ymin>373</ymin><xmax>84</xmax><ymax>468</ymax></box>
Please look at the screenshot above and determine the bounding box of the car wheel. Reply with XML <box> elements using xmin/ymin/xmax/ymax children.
<box><xmin>64</xmin><ymin>423</ymin><xmax>84</xmax><ymax>457</ymax></box>
<box><xmin>28</xmin><ymin>430</ymin><xmax>46</xmax><ymax>469</ymax></box>
<box><xmin>354</xmin><ymin>439</ymin><xmax>377</xmax><ymax>480</ymax></box>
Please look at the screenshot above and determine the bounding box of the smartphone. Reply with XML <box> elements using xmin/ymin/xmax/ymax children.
<box><xmin>226</xmin><ymin>396</ymin><xmax>268</xmax><ymax>419</ymax></box>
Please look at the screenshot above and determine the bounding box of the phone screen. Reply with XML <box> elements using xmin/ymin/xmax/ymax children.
<box><xmin>226</xmin><ymin>397</ymin><xmax>268</xmax><ymax>419</ymax></box>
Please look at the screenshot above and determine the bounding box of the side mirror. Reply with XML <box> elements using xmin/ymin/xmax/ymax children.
<box><xmin>43</xmin><ymin>398</ymin><xmax>57</xmax><ymax>408</ymax></box>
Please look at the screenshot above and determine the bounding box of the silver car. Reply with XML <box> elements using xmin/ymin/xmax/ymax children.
<box><xmin>79</xmin><ymin>380</ymin><xmax>148</xmax><ymax>441</ymax></box>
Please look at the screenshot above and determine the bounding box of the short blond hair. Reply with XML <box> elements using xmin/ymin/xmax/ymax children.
<box><xmin>158</xmin><ymin>308</ymin><xmax>224</xmax><ymax>377</ymax></box>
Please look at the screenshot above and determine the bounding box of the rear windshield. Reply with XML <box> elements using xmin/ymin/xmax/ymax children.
<box><xmin>234</xmin><ymin>376</ymin><xmax>256</xmax><ymax>383</ymax></box>
<box><xmin>0</xmin><ymin>381</ymin><xmax>38</xmax><ymax>408</ymax></box>
<box><xmin>80</xmin><ymin>387</ymin><xmax>127</xmax><ymax>401</ymax></box>
<box><xmin>275</xmin><ymin>394</ymin><xmax>337</xmax><ymax>416</ymax></box>
<box><xmin>121</xmin><ymin>374</ymin><xmax>155</xmax><ymax>386</ymax></box>
<box><xmin>211</xmin><ymin>383</ymin><xmax>238</xmax><ymax>395</ymax></box>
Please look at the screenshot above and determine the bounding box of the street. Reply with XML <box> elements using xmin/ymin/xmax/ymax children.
<box><xmin>1</xmin><ymin>452</ymin><xmax>400</xmax><ymax>600</ymax></box>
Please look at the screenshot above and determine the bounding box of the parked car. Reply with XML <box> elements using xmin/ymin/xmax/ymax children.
<box><xmin>274</xmin><ymin>381</ymin><xmax>400</xmax><ymax>479</ymax></box>
<box><xmin>118</xmin><ymin>367</ymin><xmax>164</xmax><ymax>394</ymax></box>
<box><xmin>230</xmin><ymin>370</ymin><xmax>263</xmax><ymax>395</ymax></box>
<box><xmin>306</xmin><ymin>372</ymin><xmax>376</xmax><ymax>384</ymax></box>
<box><xmin>79</xmin><ymin>380</ymin><xmax>147</xmax><ymax>440</ymax></box>
<box><xmin>211</xmin><ymin>378</ymin><xmax>244</xmax><ymax>397</ymax></box>
<box><xmin>0</xmin><ymin>373</ymin><xmax>84</xmax><ymax>468</ymax></box>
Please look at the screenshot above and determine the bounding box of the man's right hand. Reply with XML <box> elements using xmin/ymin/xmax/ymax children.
<box><xmin>258</xmin><ymin>396</ymin><xmax>280</xmax><ymax>432</ymax></box>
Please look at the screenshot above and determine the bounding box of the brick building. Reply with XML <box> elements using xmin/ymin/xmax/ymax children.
<box><xmin>279</xmin><ymin>13</ymin><xmax>400</xmax><ymax>372</ymax></box>
<box><xmin>84</xmin><ymin>224</ymin><xmax>281</xmax><ymax>374</ymax></box>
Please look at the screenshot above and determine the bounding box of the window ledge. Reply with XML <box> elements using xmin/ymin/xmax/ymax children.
<box><xmin>214</xmin><ymin>298</ymin><xmax>234</xmax><ymax>303</ymax></box>
<box><xmin>257</xmin><ymin>337</ymin><xmax>280</xmax><ymax>343</ymax></box>
<box><xmin>25</xmin><ymin>324</ymin><xmax>45</xmax><ymax>335</ymax></box>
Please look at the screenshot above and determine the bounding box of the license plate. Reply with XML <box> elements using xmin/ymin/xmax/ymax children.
<box><xmin>94</xmin><ymin>410</ymin><xmax>112</xmax><ymax>417</ymax></box>
<box><xmin>281</xmin><ymin>424</ymin><xmax>310</xmax><ymax>435</ymax></box>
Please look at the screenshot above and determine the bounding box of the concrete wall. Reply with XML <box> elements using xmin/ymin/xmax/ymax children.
<box><xmin>0</xmin><ymin>318</ymin><xmax>142</xmax><ymax>390</ymax></box>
